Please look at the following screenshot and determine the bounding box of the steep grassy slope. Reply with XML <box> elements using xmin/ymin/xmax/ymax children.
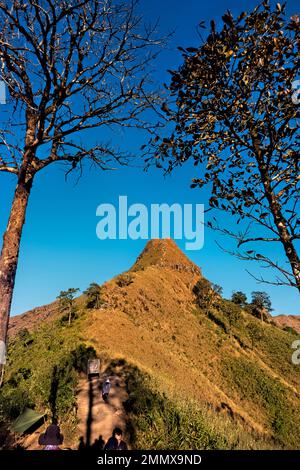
<box><xmin>81</xmin><ymin>240</ymin><xmax>300</xmax><ymax>449</ymax></box>
<box><xmin>2</xmin><ymin>239</ymin><xmax>300</xmax><ymax>450</ymax></box>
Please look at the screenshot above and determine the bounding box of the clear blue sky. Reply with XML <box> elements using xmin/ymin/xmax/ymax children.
<box><xmin>0</xmin><ymin>0</ymin><xmax>299</xmax><ymax>317</ymax></box>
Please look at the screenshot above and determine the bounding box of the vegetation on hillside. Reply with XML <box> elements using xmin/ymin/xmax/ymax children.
<box><xmin>104</xmin><ymin>359</ymin><xmax>239</xmax><ymax>450</ymax></box>
<box><xmin>223</xmin><ymin>356</ymin><xmax>300</xmax><ymax>448</ymax></box>
<box><xmin>1</xmin><ymin>240</ymin><xmax>299</xmax><ymax>450</ymax></box>
<box><xmin>0</xmin><ymin>311</ymin><xmax>96</xmax><ymax>448</ymax></box>
<box><xmin>57</xmin><ymin>288</ymin><xmax>80</xmax><ymax>326</ymax></box>
<box><xmin>84</xmin><ymin>283</ymin><xmax>103</xmax><ymax>309</ymax></box>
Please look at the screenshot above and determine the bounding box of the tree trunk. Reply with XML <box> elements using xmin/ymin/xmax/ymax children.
<box><xmin>0</xmin><ymin>177</ymin><xmax>33</xmax><ymax>356</ymax></box>
<box><xmin>264</xmin><ymin>192</ymin><xmax>300</xmax><ymax>292</ymax></box>
<box><xmin>253</xmin><ymin>141</ymin><xmax>300</xmax><ymax>292</ymax></box>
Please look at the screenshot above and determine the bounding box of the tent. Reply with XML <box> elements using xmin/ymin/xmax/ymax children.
<box><xmin>11</xmin><ymin>408</ymin><xmax>45</xmax><ymax>434</ymax></box>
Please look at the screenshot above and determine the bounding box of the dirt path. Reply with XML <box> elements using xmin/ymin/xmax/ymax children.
<box><xmin>22</xmin><ymin>373</ymin><xmax>129</xmax><ymax>450</ymax></box>
<box><xmin>76</xmin><ymin>374</ymin><xmax>129</xmax><ymax>449</ymax></box>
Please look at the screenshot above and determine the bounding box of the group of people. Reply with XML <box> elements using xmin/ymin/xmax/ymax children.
<box><xmin>39</xmin><ymin>424</ymin><xmax>127</xmax><ymax>450</ymax></box>
<box><xmin>38</xmin><ymin>376</ymin><xmax>128</xmax><ymax>450</ymax></box>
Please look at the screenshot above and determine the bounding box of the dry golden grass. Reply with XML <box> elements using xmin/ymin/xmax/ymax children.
<box><xmin>80</xmin><ymin>240</ymin><xmax>300</xmax><ymax>448</ymax></box>
<box><xmin>7</xmin><ymin>239</ymin><xmax>300</xmax><ymax>449</ymax></box>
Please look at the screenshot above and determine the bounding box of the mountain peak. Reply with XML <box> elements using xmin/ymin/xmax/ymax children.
<box><xmin>130</xmin><ymin>238</ymin><xmax>201</xmax><ymax>275</ymax></box>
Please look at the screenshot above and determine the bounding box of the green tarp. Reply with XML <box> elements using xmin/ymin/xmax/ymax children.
<box><xmin>11</xmin><ymin>408</ymin><xmax>45</xmax><ymax>434</ymax></box>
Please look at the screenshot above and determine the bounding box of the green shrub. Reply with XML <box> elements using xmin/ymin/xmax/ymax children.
<box><xmin>220</xmin><ymin>299</ymin><xmax>242</xmax><ymax>328</ymax></box>
<box><xmin>0</xmin><ymin>381</ymin><xmax>34</xmax><ymax>420</ymax></box>
<box><xmin>17</xmin><ymin>328</ymin><xmax>34</xmax><ymax>347</ymax></box>
<box><xmin>247</xmin><ymin>321</ymin><xmax>262</xmax><ymax>349</ymax></box>
<box><xmin>49</xmin><ymin>361</ymin><xmax>77</xmax><ymax>421</ymax></box>
<box><xmin>71</xmin><ymin>344</ymin><xmax>97</xmax><ymax>373</ymax></box>
<box><xmin>7</xmin><ymin>367</ymin><xmax>32</xmax><ymax>387</ymax></box>
<box><xmin>48</xmin><ymin>344</ymin><xmax>97</xmax><ymax>421</ymax></box>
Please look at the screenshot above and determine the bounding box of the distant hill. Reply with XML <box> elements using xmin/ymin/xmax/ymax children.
<box><xmin>2</xmin><ymin>239</ymin><xmax>300</xmax><ymax>450</ymax></box>
<box><xmin>9</xmin><ymin>301</ymin><xmax>59</xmax><ymax>337</ymax></box>
<box><xmin>273</xmin><ymin>315</ymin><xmax>300</xmax><ymax>334</ymax></box>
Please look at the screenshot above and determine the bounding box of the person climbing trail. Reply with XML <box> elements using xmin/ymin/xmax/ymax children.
<box><xmin>104</xmin><ymin>427</ymin><xmax>128</xmax><ymax>450</ymax></box>
<box><xmin>76</xmin><ymin>373</ymin><xmax>129</xmax><ymax>450</ymax></box>
<box><xmin>102</xmin><ymin>378</ymin><xmax>111</xmax><ymax>402</ymax></box>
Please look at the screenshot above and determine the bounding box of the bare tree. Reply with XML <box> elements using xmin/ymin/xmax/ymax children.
<box><xmin>0</xmin><ymin>0</ymin><xmax>164</xmax><ymax>372</ymax></box>
<box><xmin>148</xmin><ymin>2</ymin><xmax>300</xmax><ymax>291</ymax></box>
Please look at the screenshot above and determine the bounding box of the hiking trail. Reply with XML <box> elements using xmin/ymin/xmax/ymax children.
<box><xmin>22</xmin><ymin>373</ymin><xmax>129</xmax><ymax>450</ymax></box>
<box><xmin>76</xmin><ymin>373</ymin><xmax>129</xmax><ymax>449</ymax></box>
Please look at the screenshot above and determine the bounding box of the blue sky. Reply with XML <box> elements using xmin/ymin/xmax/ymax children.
<box><xmin>0</xmin><ymin>0</ymin><xmax>299</xmax><ymax>317</ymax></box>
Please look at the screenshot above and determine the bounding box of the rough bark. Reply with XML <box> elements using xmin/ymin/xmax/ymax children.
<box><xmin>0</xmin><ymin>177</ymin><xmax>33</xmax><ymax>349</ymax></box>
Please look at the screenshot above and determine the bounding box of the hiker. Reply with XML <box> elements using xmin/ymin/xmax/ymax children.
<box><xmin>78</xmin><ymin>436</ymin><xmax>86</xmax><ymax>451</ymax></box>
<box><xmin>104</xmin><ymin>427</ymin><xmax>128</xmax><ymax>450</ymax></box>
<box><xmin>102</xmin><ymin>378</ymin><xmax>111</xmax><ymax>402</ymax></box>
<box><xmin>38</xmin><ymin>424</ymin><xmax>64</xmax><ymax>450</ymax></box>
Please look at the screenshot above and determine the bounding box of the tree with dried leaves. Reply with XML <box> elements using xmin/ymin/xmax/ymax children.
<box><xmin>149</xmin><ymin>1</ymin><xmax>300</xmax><ymax>292</ymax></box>
<box><xmin>0</xmin><ymin>0</ymin><xmax>164</xmax><ymax>373</ymax></box>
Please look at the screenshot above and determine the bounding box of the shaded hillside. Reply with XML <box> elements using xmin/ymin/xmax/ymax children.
<box><xmin>2</xmin><ymin>239</ymin><xmax>300</xmax><ymax>450</ymax></box>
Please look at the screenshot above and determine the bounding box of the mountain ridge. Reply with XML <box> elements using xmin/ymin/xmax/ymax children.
<box><xmin>4</xmin><ymin>239</ymin><xmax>300</xmax><ymax>450</ymax></box>
<box><xmin>9</xmin><ymin>239</ymin><xmax>297</xmax><ymax>338</ymax></box>
<box><xmin>130</xmin><ymin>238</ymin><xmax>201</xmax><ymax>275</ymax></box>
